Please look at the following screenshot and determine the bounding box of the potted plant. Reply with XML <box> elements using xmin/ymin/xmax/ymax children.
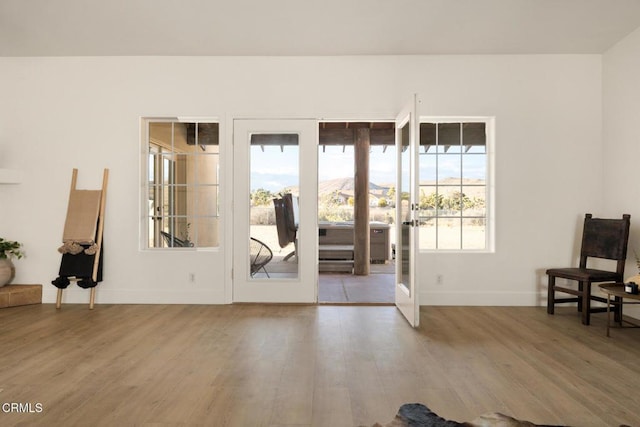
<box><xmin>0</xmin><ymin>238</ymin><xmax>25</xmax><ymax>287</ymax></box>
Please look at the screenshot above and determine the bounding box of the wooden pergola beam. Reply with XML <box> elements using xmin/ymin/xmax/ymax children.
<box><xmin>319</xmin><ymin>128</ymin><xmax>395</xmax><ymax>146</ymax></box>
<box><xmin>354</xmin><ymin>128</ymin><xmax>370</xmax><ymax>276</ymax></box>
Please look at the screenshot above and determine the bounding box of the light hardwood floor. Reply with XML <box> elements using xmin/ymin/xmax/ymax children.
<box><xmin>0</xmin><ymin>304</ymin><xmax>639</xmax><ymax>426</ymax></box>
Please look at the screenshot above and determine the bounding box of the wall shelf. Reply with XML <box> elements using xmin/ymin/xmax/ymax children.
<box><xmin>0</xmin><ymin>168</ymin><xmax>22</xmax><ymax>184</ymax></box>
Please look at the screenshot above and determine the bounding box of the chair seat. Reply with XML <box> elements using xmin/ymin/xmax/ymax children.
<box><xmin>546</xmin><ymin>267</ymin><xmax>621</xmax><ymax>282</ymax></box>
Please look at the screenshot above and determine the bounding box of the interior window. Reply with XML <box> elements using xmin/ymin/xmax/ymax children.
<box><xmin>145</xmin><ymin>120</ymin><xmax>220</xmax><ymax>248</ymax></box>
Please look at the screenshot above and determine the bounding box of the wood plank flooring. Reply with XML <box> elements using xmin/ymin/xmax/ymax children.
<box><xmin>0</xmin><ymin>304</ymin><xmax>639</xmax><ymax>426</ymax></box>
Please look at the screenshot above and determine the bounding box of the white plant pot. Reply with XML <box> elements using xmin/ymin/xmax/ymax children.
<box><xmin>0</xmin><ymin>258</ymin><xmax>15</xmax><ymax>287</ymax></box>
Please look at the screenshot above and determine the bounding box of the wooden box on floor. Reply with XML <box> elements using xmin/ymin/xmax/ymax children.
<box><xmin>0</xmin><ymin>284</ymin><xmax>42</xmax><ymax>308</ymax></box>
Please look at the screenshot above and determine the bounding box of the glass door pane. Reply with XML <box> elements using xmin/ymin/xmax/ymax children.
<box><xmin>398</xmin><ymin>122</ymin><xmax>411</xmax><ymax>295</ymax></box>
<box><xmin>250</xmin><ymin>134</ymin><xmax>299</xmax><ymax>279</ymax></box>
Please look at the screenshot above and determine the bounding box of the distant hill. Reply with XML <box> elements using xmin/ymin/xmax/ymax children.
<box><xmin>286</xmin><ymin>176</ymin><xmax>485</xmax><ymax>198</ymax></box>
<box><xmin>318</xmin><ymin>177</ymin><xmax>388</xmax><ymax>195</ymax></box>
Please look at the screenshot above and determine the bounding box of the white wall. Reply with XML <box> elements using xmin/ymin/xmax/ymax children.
<box><xmin>604</xmin><ymin>27</ymin><xmax>640</xmax><ymax>266</ymax></box>
<box><xmin>603</xmin><ymin>27</ymin><xmax>640</xmax><ymax>316</ymax></box>
<box><xmin>0</xmin><ymin>55</ymin><xmax>603</xmax><ymax>305</ymax></box>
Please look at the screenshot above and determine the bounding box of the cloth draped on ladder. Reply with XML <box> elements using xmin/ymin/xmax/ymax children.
<box><xmin>52</xmin><ymin>182</ymin><xmax>104</xmax><ymax>290</ymax></box>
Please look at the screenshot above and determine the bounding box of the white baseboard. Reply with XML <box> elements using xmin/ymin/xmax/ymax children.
<box><xmin>419</xmin><ymin>290</ymin><xmax>547</xmax><ymax>306</ymax></box>
<box><xmin>42</xmin><ymin>287</ymin><xmax>226</xmax><ymax>305</ymax></box>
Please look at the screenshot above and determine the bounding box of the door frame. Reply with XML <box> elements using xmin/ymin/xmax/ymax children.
<box><xmin>223</xmin><ymin>111</ymin><xmax>420</xmax><ymax>309</ymax></box>
<box><xmin>395</xmin><ymin>96</ymin><xmax>420</xmax><ymax>327</ymax></box>
<box><xmin>231</xmin><ymin>118</ymin><xmax>318</xmax><ymax>303</ymax></box>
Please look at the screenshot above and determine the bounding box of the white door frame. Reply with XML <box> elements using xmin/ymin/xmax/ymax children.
<box><xmin>395</xmin><ymin>96</ymin><xmax>420</xmax><ymax>327</ymax></box>
<box><xmin>231</xmin><ymin>118</ymin><xmax>318</xmax><ymax>303</ymax></box>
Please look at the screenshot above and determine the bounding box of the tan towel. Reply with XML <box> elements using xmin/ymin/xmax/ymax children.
<box><xmin>62</xmin><ymin>190</ymin><xmax>102</xmax><ymax>244</ymax></box>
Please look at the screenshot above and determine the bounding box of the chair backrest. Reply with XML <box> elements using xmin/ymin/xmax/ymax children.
<box><xmin>273</xmin><ymin>193</ymin><xmax>297</xmax><ymax>249</ymax></box>
<box><xmin>580</xmin><ymin>213</ymin><xmax>630</xmax><ymax>274</ymax></box>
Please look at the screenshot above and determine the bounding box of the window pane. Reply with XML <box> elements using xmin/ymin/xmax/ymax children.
<box><xmin>419</xmin><ymin>185</ymin><xmax>439</xmax><ymax>213</ymax></box>
<box><xmin>196</xmin><ymin>154</ymin><xmax>219</xmax><ymax>185</ymax></box>
<box><xmin>463</xmin><ymin>123</ymin><xmax>486</xmax><ymax>154</ymax></box>
<box><xmin>438</xmin><ymin>123</ymin><xmax>461</xmax><ymax>148</ymax></box>
<box><xmin>420</xmin><ymin>122</ymin><xmax>436</xmax><ymax>151</ymax></box>
<box><xmin>178</xmin><ymin>123</ymin><xmax>199</xmax><ymax>154</ymax></box>
<box><xmin>462</xmin><ymin>185</ymin><xmax>485</xmax><ymax>216</ymax></box>
<box><xmin>147</xmin><ymin>216</ymin><xmax>160</xmax><ymax>248</ymax></box>
<box><xmin>196</xmin><ymin>185</ymin><xmax>219</xmax><ymax>217</ymax></box>
<box><xmin>462</xmin><ymin>154</ymin><xmax>486</xmax><ymax>180</ymax></box>
<box><xmin>173</xmin><ymin>216</ymin><xmax>191</xmax><ymax>242</ymax></box>
<box><xmin>447</xmin><ymin>190</ymin><xmax>464</xmax><ymax>213</ymax></box>
<box><xmin>148</xmin><ymin>153</ymin><xmax>156</xmax><ymax>184</ymax></box>
<box><xmin>437</xmin><ymin>154</ymin><xmax>461</xmax><ymax>183</ymax></box>
<box><xmin>148</xmin><ymin>185</ymin><xmax>158</xmax><ymax>214</ymax></box>
<box><xmin>171</xmin><ymin>153</ymin><xmax>191</xmax><ymax>184</ymax></box>
<box><xmin>462</xmin><ymin>218</ymin><xmax>485</xmax><ymax>250</ymax></box>
<box><xmin>438</xmin><ymin>217</ymin><xmax>461</xmax><ymax>250</ymax></box>
<box><xmin>160</xmin><ymin>155</ymin><xmax>175</xmax><ymax>185</ymax></box>
<box><xmin>149</xmin><ymin>122</ymin><xmax>174</xmax><ymax>148</ymax></box>
<box><xmin>419</xmin><ymin>218</ymin><xmax>436</xmax><ymax>250</ymax></box>
<box><xmin>194</xmin><ymin>217</ymin><xmax>219</xmax><ymax>247</ymax></box>
<box><xmin>156</xmin><ymin>186</ymin><xmax>172</xmax><ymax>216</ymax></box>
<box><xmin>419</xmin><ymin>152</ymin><xmax>436</xmax><ymax>181</ymax></box>
<box><xmin>437</xmin><ymin>185</ymin><xmax>460</xmax><ymax>216</ymax></box>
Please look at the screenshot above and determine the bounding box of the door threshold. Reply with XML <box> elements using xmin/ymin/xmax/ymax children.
<box><xmin>317</xmin><ymin>302</ymin><xmax>394</xmax><ymax>306</ymax></box>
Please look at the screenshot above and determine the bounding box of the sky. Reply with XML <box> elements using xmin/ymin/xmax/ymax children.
<box><xmin>250</xmin><ymin>145</ymin><xmax>486</xmax><ymax>193</ymax></box>
<box><xmin>250</xmin><ymin>145</ymin><xmax>396</xmax><ymax>192</ymax></box>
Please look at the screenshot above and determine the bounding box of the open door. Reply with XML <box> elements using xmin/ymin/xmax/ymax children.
<box><xmin>395</xmin><ymin>96</ymin><xmax>420</xmax><ymax>327</ymax></box>
<box><xmin>233</xmin><ymin>119</ymin><xmax>318</xmax><ymax>303</ymax></box>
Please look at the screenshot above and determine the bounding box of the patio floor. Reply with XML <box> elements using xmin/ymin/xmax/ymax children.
<box><xmin>254</xmin><ymin>254</ymin><xmax>395</xmax><ymax>304</ymax></box>
<box><xmin>318</xmin><ymin>270</ymin><xmax>394</xmax><ymax>304</ymax></box>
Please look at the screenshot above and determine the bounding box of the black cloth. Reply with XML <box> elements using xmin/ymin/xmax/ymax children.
<box><xmin>52</xmin><ymin>243</ymin><xmax>103</xmax><ymax>289</ymax></box>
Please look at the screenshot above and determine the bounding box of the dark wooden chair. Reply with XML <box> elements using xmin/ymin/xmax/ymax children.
<box><xmin>250</xmin><ymin>237</ymin><xmax>273</xmax><ymax>278</ymax></box>
<box><xmin>546</xmin><ymin>213</ymin><xmax>630</xmax><ymax>325</ymax></box>
<box><xmin>273</xmin><ymin>193</ymin><xmax>298</xmax><ymax>261</ymax></box>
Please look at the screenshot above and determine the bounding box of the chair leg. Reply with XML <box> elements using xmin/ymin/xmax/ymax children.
<box><xmin>261</xmin><ymin>266</ymin><xmax>270</xmax><ymax>278</ymax></box>
<box><xmin>581</xmin><ymin>282</ymin><xmax>591</xmax><ymax>325</ymax></box>
<box><xmin>547</xmin><ymin>275</ymin><xmax>555</xmax><ymax>315</ymax></box>
<box><xmin>577</xmin><ymin>281</ymin><xmax>584</xmax><ymax>313</ymax></box>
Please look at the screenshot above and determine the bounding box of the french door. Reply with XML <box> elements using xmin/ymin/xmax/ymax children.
<box><xmin>232</xmin><ymin>119</ymin><xmax>318</xmax><ymax>303</ymax></box>
<box><xmin>395</xmin><ymin>96</ymin><xmax>420</xmax><ymax>327</ymax></box>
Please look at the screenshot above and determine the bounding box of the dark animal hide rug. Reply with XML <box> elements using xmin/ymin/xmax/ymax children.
<box><xmin>366</xmin><ymin>403</ymin><xmax>569</xmax><ymax>427</ymax></box>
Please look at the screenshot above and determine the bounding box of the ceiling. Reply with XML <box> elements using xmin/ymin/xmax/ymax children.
<box><xmin>2</xmin><ymin>0</ymin><xmax>640</xmax><ymax>57</ymax></box>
